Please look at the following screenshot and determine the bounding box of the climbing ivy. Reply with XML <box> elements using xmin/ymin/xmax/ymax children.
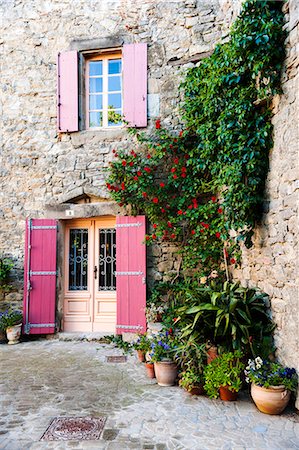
<box><xmin>106</xmin><ymin>0</ymin><xmax>285</xmax><ymax>278</ymax></box>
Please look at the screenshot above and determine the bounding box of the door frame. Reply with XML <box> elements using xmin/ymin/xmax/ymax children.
<box><xmin>62</xmin><ymin>216</ymin><xmax>116</xmax><ymax>332</ymax></box>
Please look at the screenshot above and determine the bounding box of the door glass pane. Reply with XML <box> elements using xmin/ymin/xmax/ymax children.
<box><xmin>69</xmin><ymin>229</ymin><xmax>88</xmax><ymax>291</ymax></box>
<box><xmin>99</xmin><ymin>229</ymin><xmax>116</xmax><ymax>291</ymax></box>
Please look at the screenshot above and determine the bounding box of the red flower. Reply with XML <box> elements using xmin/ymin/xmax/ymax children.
<box><xmin>188</xmin><ymin>205</ymin><xmax>193</xmax><ymax>209</ymax></box>
<box><xmin>179</xmin><ymin>131</ymin><xmax>183</xmax><ymax>137</ymax></box>
<box><xmin>112</xmin><ymin>149</ymin><xmax>116</xmax><ymax>154</ymax></box>
<box><xmin>177</xmin><ymin>210</ymin><xmax>183</xmax><ymax>215</ymax></box>
<box><xmin>173</xmin><ymin>175</ymin><xmax>178</xmax><ymax>179</ymax></box>
<box><xmin>184</xmin><ymin>154</ymin><xmax>189</xmax><ymax>160</ymax></box>
<box><xmin>181</xmin><ymin>173</ymin><xmax>186</xmax><ymax>178</ymax></box>
<box><xmin>129</xmin><ymin>161</ymin><xmax>134</xmax><ymax>167</ymax></box>
<box><xmin>161</xmin><ymin>208</ymin><xmax>166</xmax><ymax>213</ymax></box>
<box><xmin>230</xmin><ymin>258</ymin><xmax>236</xmax><ymax>264</ymax></box>
<box><xmin>171</xmin><ymin>167</ymin><xmax>176</xmax><ymax>173</ymax></box>
<box><xmin>169</xmin><ymin>328</ymin><xmax>173</xmax><ymax>334</ymax></box>
<box><xmin>193</xmin><ymin>202</ymin><xmax>198</xmax><ymax>209</ymax></box>
<box><xmin>200</xmin><ymin>229</ymin><xmax>204</xmax><ymax>233</ymax></box>
<box><xmin>130</xmin><ymin>150</ymin><xmax>135</xmax><ymax>156</ymax></box>
<box><xmin>142</xmin><ymin>192</ymin><xmax>147</xmax><ymax>198</ymax></box>
<box><xmin>137</xmin><ymin>171</ymin><xmax>142</xmax><ymax>176</ymax></box>
<box><xmin>173</xmin><ymin>157</ymin><xmax>179</xmax><ymax>164</ymax></box>
<box><xmin>217</xmin><ymin>208</ymin><xmax>223</xmax><ymax>214</ymax></box>
<box><xmin>115</xmin><ymin>187</ymin><xmax>120</xmax><ymax>192</ymax></box>
<box><xmin>144</xmin><ymin>167</ymin><xmax>151</xmax><ymax>173</ymax></box>
<box><xmin>147</xmin><ymin>154</ymin><xmax>151</xmax><ymax>159</ymax></box>
<box><xmin>167</xmin><ymin>221</ymin><xmax>173</xmax><ymax>228</ymax></box>
<box><xmin>224</xmin><ymin>249</ymin><xmax>229</xmax><ymax>258</ymax></box>
<box><xmin>133</xmin><ymin>176</ymin><xmax>138</xmax><ymax>181</ymax></box>
<box><xmin>191</xmin><ymin>230</ymin><xmax>196</xmax><ymax>235</ymax></box>
<box><xmin>122</xmin><ymin>160</ymin><xmax>127</xmax><ymax>167</ymax></box>
<box><xmin>160</xmin><ymin>182</ymin><xmax>165</xmax><ymax>188</ymax></box>
<box><xmin>215</xmin><ymin>232</ymin><xmax>221</xmax><ymax>238</ymax></box>
<box><xmin>153</xmin><ymin>224</ymin><xmax>157</xmax><ymax>229</ymax></box>
<box><xmin>192</xmin><ymin>198</ymin><xmax>197</xmax><ymax>203</ymax></box>
<box><xmin>155</xmin><ymin>119</ymin><xmax>161</xmax><ymax>129</ymax></box>
<box><xmin>114</xmin><ymin>153</ymin><xmax>118</xmax><ymax>157</ymax></box>
<box><xmin>119</xmin><ymin>202</ymin><xmax>124</xmax><ymax>207</ymax></box>
<box><xmin>200</xmin><ymin>222</ymin><xmax>210</xmax><ymax>229</ymax></box>
<box><xmin>106</xmin><ymin>183</ymin><xmax>111</xmax><ymax>189</ymax></box>
<box><xmin>153</xmin><ymin>197</ymin><xmax>159</xmax><ymax>204</ymax></box>
<box><xmin>181</xmin><ymin>167</ymin><xmax>187</xmax><ymax>173</ymax></box>
<box><xmin>174</xmin><ymin>139</ymin><xmax>178</xmax><ymax>143</ymax></box>
<box><xmin>121</xmin><ymin>182</ymin><xmax>125</xmax><ymax>191</ymax></box>
<box><xmin>169</xmin><ymin>144</ymin><xmax>173</xmax><ymax>149</ymax></box>
<box><xmin>171</xmin><ymin>233</ymin><xmax>176</xmax><ymax>239</ymax></box>
<box><xmin>145</xmin><ymin>235</ymin><xmax>150</xmax><ymax>241</ymax></box>
<box><xmin>152</xmin><ymin>234</ymin><xmax>157</xmax><ymax>240</ymax></box>
<box><xmin>211</xmin><ymin>196</ymin><xmax>217</xmax><ymax>203</ymax></box>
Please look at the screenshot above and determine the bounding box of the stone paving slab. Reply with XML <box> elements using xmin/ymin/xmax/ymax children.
<box><xmin>0</xmin><ymin>339</ymin><xmax>298</xmax><ymax>449</ymax></box>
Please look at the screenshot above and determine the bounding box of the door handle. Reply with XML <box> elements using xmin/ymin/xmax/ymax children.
<box><xmin>94</xmin><ymin>266</ymin><xmax>98</xmax><ymax>279</ymax></box>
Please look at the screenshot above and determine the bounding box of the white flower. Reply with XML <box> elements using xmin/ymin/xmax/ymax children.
<box><xmin>255</xmin><ymin>356</ymin><xmax>263</xmax><ymax>365</ymax></box>
<box><xmin>245</xmin><ymin>377</ymin><xmax>249</xmax><ymax>383</ymax></box>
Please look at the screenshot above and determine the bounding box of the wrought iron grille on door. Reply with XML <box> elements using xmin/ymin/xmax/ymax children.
<box><xmin>69</xmin><ymin>229</ymin><xmax>88</xmax><ymax>290</ymax></box>
<box><xmin>99</xmin><ymin>228</ymin><xmax>116</xmax><ymax>290</ymax></box>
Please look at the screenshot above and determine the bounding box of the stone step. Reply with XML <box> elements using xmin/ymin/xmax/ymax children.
<box><xmin>47</xmin><ymin>332</ymin><xmax>112</xmax><ymax>342</ymax></box>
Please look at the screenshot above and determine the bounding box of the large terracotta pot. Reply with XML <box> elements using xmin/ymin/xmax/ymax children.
<box><xmin>6</xmin><ymin>323</ymin><xmax>22</xmax><ymax>345</ymax></box>
<box><xmin>251</xmin><ymin>383</ymin><xmax>291</xmax><ymax>415</ymax></box>
<box><xmin>154</xmin><ymin>361</ymin><xmax>177</xmax><ymax>386</ymax></box>
<box><xmin>219</xmin><ymin>386</ymin><xmax>238</xmax><ymax>401</ymax></box>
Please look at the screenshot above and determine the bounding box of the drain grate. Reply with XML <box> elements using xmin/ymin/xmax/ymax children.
<box><xmin>106</xmin><ymin>355</ymin><xmax>127</xmax><ymax>363</ymax></box>
<box><xmin>40</xmin><ymin>416</ymin><xmax>106</xmax><ymax>441</ymax></box>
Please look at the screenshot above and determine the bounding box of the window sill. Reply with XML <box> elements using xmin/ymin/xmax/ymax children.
<box><xmin>71</xmin><ymin>127</ymin><xmax>127</xmax><ymax>144</ymax></box>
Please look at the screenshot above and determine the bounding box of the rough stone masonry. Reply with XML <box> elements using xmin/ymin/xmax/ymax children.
<box><xmin>0</xmin><ymin>0</ymin><xmax>298</xmax><ymax>406</ymax></box>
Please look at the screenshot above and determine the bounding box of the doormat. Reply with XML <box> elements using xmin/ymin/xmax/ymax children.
<box><xmin>106</xmin><ymin>355</ymin><xmax>127</xmax><ymax>363</ymax></box>
<box><xmin>40</xmin><ymin>416</ymin><xmax>107</xmax><ymax>441</ymax></box>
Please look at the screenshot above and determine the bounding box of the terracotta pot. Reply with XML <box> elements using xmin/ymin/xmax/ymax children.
<box><xmin>251</xmin><ymin>383</ymin><xmax>291</xmax><ymax>415</ymax></box>
<box><xmin>207</xmin><ymin>345</ymin><xmax>218</xmax><ymax>364</ymax></box>
<box><xmin>219</xmin><ymin>386</ymin><xmax>238</xmax><ymax>401</ymax></box>
<box><xmin>137</xmin><ymin>350</ymin><xmax>146</xmax><ymax>362</ymax></box>
<box><xmin>6</xmin><ymin>323</ymin><xmax>22</xmax><ymax>345</ymax></box>
<box><xmin>145</xmin><ymin>362</ymin><xmax>155</xmax><ymax>378</ymax></box>
<box><xmin>154</xmin><ymin>361</ymin><xmax>177</xmax><ymax>386</ymax></box>
<box><xmin>188</xmin><ymin>385</ymin><xmax>205</xmax><ymax>395</ymax></box>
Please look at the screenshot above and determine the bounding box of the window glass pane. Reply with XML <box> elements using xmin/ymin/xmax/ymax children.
<box><xmin>89</xmin><ymin>61</ymin><xmax>103</xmax><ymax>76</ymax></box>
<box><xmin>89</xmin><ymin>95</ymin><xmax>103</xmax><ymax>110</ymax></box>
<box><xmin>108</xmin><ymin>93</ymin><xmax>122</xmax><ymax>109</ymax></box>
<box><xmin>89</xmin><ymin>78</ymin><xmax>103</xmax><ymax>93</ymax></box>
<box><xmin>69</xmin><ymin>229</ymin><xmax>88</xmax><ymax>291</ymax></box>
<box><xmin>108</xmin><ymin>76</ymin><xmax>121</xmax><ymax>92</ymax></box>
<box><xmin>108</xmin><ymin>59</ymin><xmax>121</xmax><ymax>74</ymax></box>
<box><xmin>99</xmin><ymin>229</ymin><xmax>116</xmax><ymax>291</ymax></box>
<box><xmin>108</xmin><ymin>109</ymin><xmax>122</xmax><ymax>127</ymax></box>
<box><xmin>89</xmin><ymin>111</ymin><xmax>103</xmax><ymax>128</ymax></box>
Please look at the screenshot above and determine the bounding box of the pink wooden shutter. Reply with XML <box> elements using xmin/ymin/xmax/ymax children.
<box><xmin>57</xmin><ymin>50</ymin><xmax>79</xmax><ymax>132</ymax></box>
<box><xmin>123</xmin><ymin>43</ymin><xmax>147</xmax><ymax>127</ymax></box>
<box><xmin>116</xmin><ymin>216</ymin><xmax>146</xmax><ymax>334</ymax></box>
<box><xmin>23</xmin><ymin>219</ymin><xmax>57</xmax><ymax>334</ymax></box>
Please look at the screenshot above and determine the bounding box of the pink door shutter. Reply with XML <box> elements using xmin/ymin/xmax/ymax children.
<box><xmin>57</xmin><ymin>50</ymin><xmax>79</xmax><ymax>132</ymax></box>
<box><xmin>116</xmin><ymin>216</ymin><xmax>146</xmax><ymax>334</ymax></box>
<box><xmin>23</xmin><ymin>219</ymin><xmax>57</xmax><ymax>334</ymax></box>
<box><xmin>123</xmin><ymin>43</ymin><xmax>147</xmax><ymax>127</ymax></box>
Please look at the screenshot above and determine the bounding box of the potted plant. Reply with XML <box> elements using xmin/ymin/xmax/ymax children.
<box><xmin>204</xmin><ymin>351</ymin><xmax>245</xmax><ymax>401</ymax></box>
<box><xmin>132</xmin><ymin>333</ymin><xmax>151</xmax><ymax>362</ymax></box>
<box><xmin>245</xmin><ymin>357</ymin><xmax>298</xmax><ymax>414</ymax></box>
<box><xmin>179</xmin><ymin>369</ymin><xmax>204</xmax><ymax>395</ymax></box>
<box><xmin>145</xmin><ymin>361</ymin><xmax>155</xmax><ymax>379</ymax></box>
<box><xmin>149</xmin><ymin>331</ymin><xmax>178</xmax><ymax>386</ymax></box>
<box><xmin>0</xmin><ymin>309</ymin><xmax>23</xmax><ymax>344</ymax></box>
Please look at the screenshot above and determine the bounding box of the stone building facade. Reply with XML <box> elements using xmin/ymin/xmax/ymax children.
<box><xmin>0</xmin><ymin>0</ymin><xmax>298</xmax><ymax>403</ymax></box>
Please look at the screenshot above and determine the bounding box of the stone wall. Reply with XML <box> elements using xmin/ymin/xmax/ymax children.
<box><xmin>0</xmin><ymin>0</ymin><xmax>241</xmax><ymax>307</ymax></box>
<box><xmin>233</xmin><ymin>0</ymin><xmax>299</xmax><ymax>408</ymax></box>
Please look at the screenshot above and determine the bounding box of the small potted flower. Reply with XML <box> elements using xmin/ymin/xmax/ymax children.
<box><xmin>179</xmin><ymin>369</ymin><xmax>205</xmax><ymax>395</ymax></box>
<box><xmin>0</xmin><ymin>309</ymin><xmax>23</xmax><ymax>345</ymax></box>
<box><xmin>149</xmin><ymin>331</ymin><xmax>178</xmax><ymax>386</ymax></box>
<box><xmin>245</xmin><ymin>357</ymin><xmax>298</xmax><ymax>414</ymax></box>
<box><xmin>204</xmin><ymin>351</ymin><xmax>245</xmax><ymax>401</ymax></box>
<box><xmin>132</xmin><ymin>333</ymin><xmax>151</xmax><ymax>362</ymax></box>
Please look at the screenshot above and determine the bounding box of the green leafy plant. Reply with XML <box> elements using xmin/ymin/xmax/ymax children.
<box><xmin>149</xmin><ymin>331</ymin><xmax>178</xmax><ymax>362</ymax></box>
<box><xmin>103</xmin><ymin>334</ymin><xmax>133</xmax><ymax>354</ymax></box>
<box><xmin>0</xmin><ymin>309</ymin><xmax>23</xmax><ymax>330</ymax></box>
<box><xmin>245</xmin><ymin>357</ymin><xmax>298</xmax><ymax>392</ymax></box>
<box><xmin>204</xmin><ymin>351</ymin><xmax>245</xmax><ymax>398</ymax></box>
<box><xmin>179</xmin><ymin>369</ymin><xmax>204</xmax><ymax>392</ymax></box>
<box><xmin>0</xmin><ymin>257</ymin><xmax>14</xmax><ymax>300</ymax></box>
<box><xmin>132</xmin><ymin>333</ymin><xmax>151</xmax><ymax>352</ymax></box>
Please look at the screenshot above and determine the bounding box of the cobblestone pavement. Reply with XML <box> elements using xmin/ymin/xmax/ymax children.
<box><xmin>0</xmin><ymin>339</ymin><xmax>298</xmax><ymax>450</ymax></box>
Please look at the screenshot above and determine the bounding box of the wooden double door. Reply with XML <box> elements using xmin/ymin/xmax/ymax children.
<box><xmin>63</xmin><ymin>217</ymin><xmax>116</xmax><ymax>332</ymax></box>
